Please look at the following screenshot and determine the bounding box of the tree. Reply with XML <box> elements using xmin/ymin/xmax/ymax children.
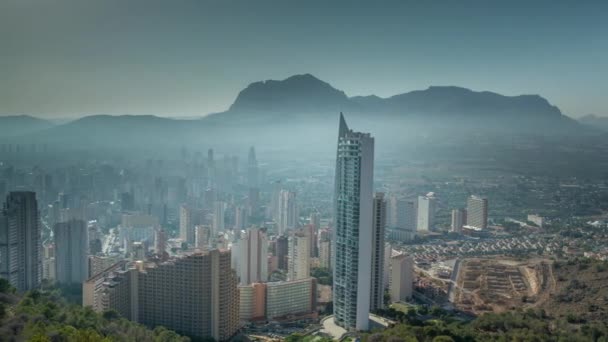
<box><xmin>432</xmin><ymin>336</ymin><xmax>454</xmax><ymax>342</ymax></box>
<box><xmin>0</xmin><ymin>279</ymin><xmax>15</xmax><ymax>294</ymax></box>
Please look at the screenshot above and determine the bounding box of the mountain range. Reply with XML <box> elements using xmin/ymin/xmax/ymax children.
<box><xmin>0</xmin><ymin>74</ymin><xmax>604</xmax><ymax>154</ymax></box>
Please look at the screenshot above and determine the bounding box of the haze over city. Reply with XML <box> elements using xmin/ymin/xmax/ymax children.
<box><xmin>2</xmin><ymin>1</ymin><xmax>608</xmax><ymax>342</ymax></box>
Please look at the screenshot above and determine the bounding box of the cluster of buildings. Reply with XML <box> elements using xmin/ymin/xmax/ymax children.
<box><xmin>0</xmin><ymin>114</ymin><xmax>419</xmax><ymax>339</ymax></box>
<box><xmin>386</xmin><ymin>191</ymin><xmax>488</xmax><ymax>242</ymax></box>
<box><xmin>402</xmin><ymin>236</ymin><xmax>561</xmax><ymax>262</ymax></box>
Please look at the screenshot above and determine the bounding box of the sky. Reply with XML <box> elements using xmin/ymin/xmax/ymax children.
<box><xmin>1</xmin><ymin>0</ymin><xmax>606</xmax><ymax>118</ymax></box>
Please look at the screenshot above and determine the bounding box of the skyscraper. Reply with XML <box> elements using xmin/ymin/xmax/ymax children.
<box><xmin>278</xmin><ymin>190</ymin><xmax>298</xmax><ymax>235</ymax></box>
<box><xmin>247</xmin><ymin>146</ymin><xmax>259</xmax><ymax>188</ymax></box>
<box><xmin>288</xmin><ymin>231</ymin><xmax>310</xmax><ymax>281</ymax></box>
<box><xmin>333</xmin><ymin>113</ymin><xmax>374</xmax><ymax>331</ymax></box>
<box><xmin>275</xmin><ymin>235</ymin><xmax>289</xmax><ymax>270</ymax></box>
<box><xmin>417</xmin><ymin>193</ymin><xmax>436</xmax><ymax>232</ymax></box>
<box><xmin>0</xmin><ymin>192</ymin><xmax>41</xmax><ymax>292</ymax></box>
<box><xmin>451</xmin><ymin>208</ymin><xmax>466</xmax><ymax>233</ymax></box>
<box><xmin>318</xmin><ymin>239</ymin><xmax>332</xmax><ymax>270</ymax></box>
<box><xmin>207</xmin><ymin>148</ymin><xmax>216</xmax><ymax>187</ymax></box>
<box><xmin>308</xmin><ymin>212</ymin><xmax>320</xmax><ymax>257</ymax></box>
<box><xmin>269</xmin><ymin>181</ymin><xmax>282</xmax><ymax>221</ymax></box>
<box><xmin>54</xmin><ymin>219</ymin><xmax>89</xmax><ymax>284</ymax></box>
<box><xmin>235</xmin><ymin>227</ymin><xmax>268</xmax><ymax>285</ymax></box>
<box><xmin>179</xmin><ymin>205</ymin><xmax>203</xmax><ymax>245</ymax></box>
<box><xmin>213</xmin><ymin>201</ymin><xmax>225</xmax><ymax>236</ymax></box>
<box><xmin>370</xmin><ymin>193</ymin><xmax>386</xmax><ymax>312</ymax></box>
<box><xmin>247</xmin><ymin>187</ymin><xmax>260</xmax><ymax>216</ymax></box>
<box><xmin>390</xmin><ymin>199</ymin><xmax>417</xmax><ymax>242</ymax></box>
<box><xmin>466</xmin><ymin>195</ymin><xmax>488</xmax><ymax>230</ymax></box>
<box><xmin>154</xmin><ymin>229</ymin><xmax>168</xmax><ymax>258</ymax></box>
<box><xmin>388</xmin><ymin>196</ymin><xmax>417</xmax><ymax>231</ymax></box>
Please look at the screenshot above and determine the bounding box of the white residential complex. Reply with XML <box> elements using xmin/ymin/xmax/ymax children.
<box><xmin>417</xmin><ymin>193</ymin><xmax>436</xmax><ymax>232</ymax></box>
<box><xmin>466</xmin><ymin>195</ymin><xmax>488</xmax><ymax>230</ymax></box>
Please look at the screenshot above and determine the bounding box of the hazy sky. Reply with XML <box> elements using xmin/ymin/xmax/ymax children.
<box><xmin>1</xmin><ymin>0</ymin><xmax>606</xmax><ymax>118</ymax></box>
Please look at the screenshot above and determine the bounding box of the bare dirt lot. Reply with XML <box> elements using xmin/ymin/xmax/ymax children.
<box><xmin>452</xmin><ymin>258</ymin><xmax>555</xmax><ymax>315</ymax></box>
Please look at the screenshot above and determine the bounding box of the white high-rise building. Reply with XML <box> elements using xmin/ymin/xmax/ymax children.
<box><xmin>179</xmin><ymin>205</ymin><xmax>203</xmax><ymax>245</ymax></box>
<box><xmin>370</xmin><ymin>192</ymin><xmax>386</xmax><ymax>311</ymax></box>
<box><xmin>466</xmin><ymin>195</ymin><xmax>488</xmax><ymax>230</ymax></box>
<box><xmin>417</xmin><ymin>193</ymin><xmax>436</xmax><ymax>232</ymax></box>
<box><xmin>390</xmin><ymin>254</ymin><xmax>414</xmax><ymax>302</ymax></box>
<box><xmin>270</xmin><ymin>181</ymin><xmax>282</xmax><ymax>221</ymax></box>
<box><xmin>451</xmin><ymin>208</ymin><xmax>466</xmax><ymax>233</ymax></box>
<box><xmin>333</xmin><ymin>113</ymin><xmax>374</xmax><ymax>331</ymax></box>
<box><xmin>319</xmin><ymin>239</ymin><xmax>332</xmax><ymax>270</ymax></box>
<box><xmin>179</xmin><ymin>204</ymin><xmax>192</xmax><ymax>243</ymax></box>
<box><xmin>235</xmin><ymin>228</ymin><xmax>268</xmax><ymax>285</ymax></box>
<box><xmin>0</xmin><ymin>192</ymin><xmax>41</xmax><ymax>292</ymax></box>
<box><xmin>390</xmin><ymin>199</ymin><xmax>417</xmax><ymax>242</ymax></box>
<box><xmin>212</xmin><ymin>201</ymin><xmax>225</xmax><ymax>235</ymax></box>
<box><xmin>54</xmin><ymin>219</ymin><xmax>89</xmax><ymax>284</ymax></box>
<box><xmin>288</xmin><ymin>231</ymin><xmax>310</xmax><ymax>281</ymax></box>
<box><xmin>248</xmin><ymin>146</ymin><xmax>259</xmax><ymax>189</ymax></box>
<box><xmin>278</xmin><ymin>190</ymin><xmax>298</xmax><ymax>235</ymax></box>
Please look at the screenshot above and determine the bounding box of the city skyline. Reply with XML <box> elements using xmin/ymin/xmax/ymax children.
<box><xmin>1</xmin><ymin>2</ymin><xmax>608</xmax><ymax>341</ymax></box>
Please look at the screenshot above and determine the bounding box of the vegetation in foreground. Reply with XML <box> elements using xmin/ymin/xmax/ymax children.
<box><xmin>0</xmin><ymin>279</ymin><xmax>188</xmax><ymax>342</ymax></box>
<box><xmin>361</xmin><ymin>308</ymin><xmax>608</xmax><ymax>342</ymax></box>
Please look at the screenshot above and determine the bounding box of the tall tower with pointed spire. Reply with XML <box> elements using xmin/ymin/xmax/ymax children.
<box><xmin>333</xmin><ymin>113</ymin><xmax>374</xmax><ymax>331</ymax></box>
<box><xmin>247</xmin><ymin>146</ymin><xmax>258</xmax><ymax>188</ymax></box>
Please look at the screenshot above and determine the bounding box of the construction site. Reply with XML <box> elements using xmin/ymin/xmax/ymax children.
<box><xmin>452</xmin><ymin>258</ymin><xmax>555</xmax><ymax>315</ymax></box>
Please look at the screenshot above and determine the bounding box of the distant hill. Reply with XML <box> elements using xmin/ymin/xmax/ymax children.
<box><xmin>228</xmin><ymin>73</ymin><xmax>350</xmax><ymax>114</ymax></box>
<box><xmin>1</xmin><ymin>74</ymin><xmax>598</xmax><ymax>160</ymax></box>
<box><xmin>208</xmin><ymin>74</ymin><xmax>578</xmax><ymax>131</ymax></box>
<box><xmin>579</xmin><ymin>114</ymin><xmax>608</xmax><ymax>131</ymax></box>
<box><xmin>25</xmin><ymin>114</ymin><xmax>200</xmax><ymax>149</ymax></box>
<box><xmin>0</xmin><ymin>115</ymin><xmax>55</xmax><ymax>137</ymax></box>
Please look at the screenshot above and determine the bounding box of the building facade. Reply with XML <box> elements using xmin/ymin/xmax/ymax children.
<box><xmin>451</xmin><ymin>208</ymin><xmax>466</xmax><ymax>233</ymax></box>
<box><xmin>318</xmin><ymin>239</ymin><xmax>332</xmax><ymax>270</ymax></box>
<box><xmin>466</xmin><ymin>195</ymin><xmax>488</xmax><ymax>230</ymax></box>
<box><xmin>390</xmin><ymin>254</ymin><xmax>414</xmax><ymax>302</ymax></box>
<box><xmin>278</xmin><ymin>190</ymin><xmax>298</xmax><ymax>235</ymax></box>
<box><xmin>0</xmin><ymin>192</ymin><xmax>41</xmax><ymax>292</ymax></box>
<box><xmin>417</xmin><ymin>193</ymin><xmax>436</xmax><ymax>232</ymax></box>
<box><xmin>238</xmin><ymin>282</ymin><xmax>266</xmax><ymax>322</ymax></box>
<box><xmin>54</xmin><ymin>219</ymin><xmax>89</xmax><ymax>284</ymax></box>
<box><xmin>370</xmin><ymin>192</ymin><xmax>386</xmax><ymax>311</ymax></box>
<box><xmin>91</xmin><ymin>251</ymin><xmax>239</xmax><ymax>341</ymax></box>
<box><xmin>213</xmin><ymin>201</ymin><xmax>226</xmax><ymax>236</ymax></box>
<box><xmin>333</xmin><ymin>113</ymin><xmax>374</xmax><ymax>331</ymax></box>
<box><xmin>288</xmin><ymin>231</ymin><xmax>310</xmax><ymax>281</ymax></box>
<box><xmin>266</xmin><ymin>278</ymin><xmax>316</xmax><ymax>320</ymax></box>
<box><xmin>235</xmin><ymin>227</ymin><xmax>269</xmax><ymax>285</ymax></box>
